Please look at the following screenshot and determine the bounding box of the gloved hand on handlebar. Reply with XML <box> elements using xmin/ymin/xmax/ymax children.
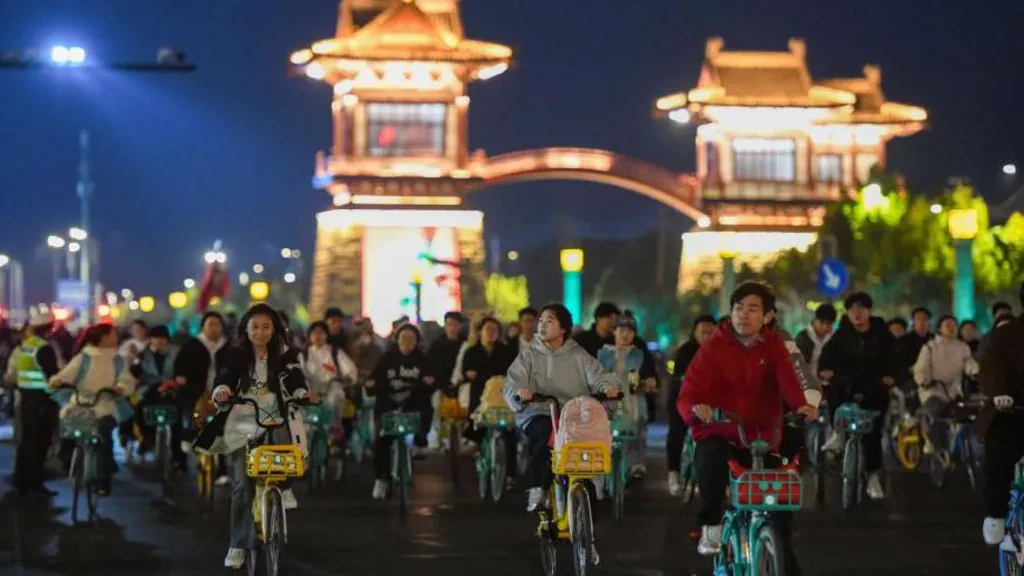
<box><xmin>994</xmin><ymin>395</ymin><xmax>1015</xmax><ymax>411</ymax></box>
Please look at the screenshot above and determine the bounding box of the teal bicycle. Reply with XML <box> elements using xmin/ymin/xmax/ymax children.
<box><xmin>678</xmin><ymin>429</ymin><xmax>698</xmax><ymax>505</ymax></box>
<box><xmin>607</xmin><ymin>409</ymin><xmax>636</xmax><ymax>521</ymax></box>
<box><xmin>380</xmin><ymin>410</ymin><xmax>420</xmax><ymax>517</ymax></box>
<box><xmin>55</xmin><ymin>387</ymin><xmax>123</xmax><ymax>523</ymax></box>
<box><xmin>833</xmin><ymin>394</ymin><xmax>881</xmax><ymax>511</ymax></box>
<box><xmin>711</xmin><ymin>410</ymin><xmax>803</xmax><ymax>576</ymax></box>
<box><xmin>473</xmin><ymin>406</ymin><xmax>516</xmax><ymax>502</ymax></box>
<box><xmin>303</xmin><ymin>402</ymin><xmax>339</xmax><ymax>495</ymax></box>
<box><xmin>997</xmin><ymin>405</ymin><xmax>1024</xmax><ymax>576</ymax></box>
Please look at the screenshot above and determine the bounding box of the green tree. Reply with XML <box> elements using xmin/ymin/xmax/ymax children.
<box><xmin>485</xmin><ymin>274</ymin><xmax>529</xmax><ymax>324</ymax></box>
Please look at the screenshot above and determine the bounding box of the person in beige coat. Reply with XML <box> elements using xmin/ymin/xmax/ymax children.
<box><xmin>913</xmin><ymin>314</ymin><xmax>979</xmax><ymax>467</ymax></box>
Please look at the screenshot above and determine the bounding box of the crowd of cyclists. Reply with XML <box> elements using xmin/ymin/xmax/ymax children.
<box><xmin>1</xmin><ymin>278</ymin><xmax>1023</xmax><ymax>573</ymax></box>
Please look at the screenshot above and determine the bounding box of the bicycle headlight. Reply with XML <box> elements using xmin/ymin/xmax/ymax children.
<box><xmin>851</xmin><ymin>423</ymin><xmax>858</xmax><ymax>431</ymax></box>
<box><xmin>612</xmin><ymin>430</ymin><xmax>619</xmax><ymax>437</ymax></box>
<box><xmin>765</xmin><ymin>494</ymin><xmax>777</xmax><ymax>506</ymax></box>
<box><xmin>582</xmin><ymin>453</ymin><xmax>590</xmax><ymax>462</ymax></box>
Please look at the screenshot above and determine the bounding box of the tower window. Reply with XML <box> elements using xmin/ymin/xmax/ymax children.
<box><xmin>366</xmin><ymin>102</ymin><xmax>447</xmax><ymax>157</ymax></box>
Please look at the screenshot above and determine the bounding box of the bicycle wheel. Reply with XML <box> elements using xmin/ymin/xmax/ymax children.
<box><xmin>264</xmin><ymin>489</ymin><xmax>283</xmax><ymax>576</ymax></box>
<box><xmin>929</xmin><ymin>451</ymin><xmax>947</xmax><ymax>489</ymax></box>
<box><xmin>490</xmin><ymin>433</ymin><xmax>508</xmax><ymax>504</ymax></box>
<box><xmin>393</xmin><ymin>441</ymin><xmax>410</xmax><ymax>517</ymax></box>
<box><xmin>246</xmin><ymin>548</ymin><xmax>259</xmax><ymax>576</ymax></box>
<box><xmin>70</xmin><ymin>445</ymin><xmax>84</xmax><ymax>523</ymax></box>
<box><xmin>612</xmin><ymin>449</ymin><xmax>626</xmax><ymax>522</ymax></box>
<box><xmin>157</xmin><ymin>428</ymin><xmax>171</xmax><ymax>496</ymax></box>
<box><xmin>962</xmin><ymin>429</ymin><xmax>983</xmax><ymax>494</ymax></box>
<box><xmin>540</xmin><ymin>534</ymin><xmax>558</xmax><ymax>576</ymax></box>
<box><xmin>448</xmin><ymin>422</ymin><xmax>461</xmax><ymax>485</ymax></box>
<box><xmin>1000</xmin><ymin>543</ymin><xmax>1023</xmax><ymax>576</ymax></box>
<box><xmin>679</xmin><ymin>438</ymin><xmax>696</xmax><ymax>505</ymax></box>
<box><xmin>842</xmin><ymin>438</ymin><xmax>860</xmax><ymax>511</ymax></box>
<box><xmin>85</xmin><ymin>448</ymin><xmax>98</xmax><ymax>518</ymax></box>
<box><xmin>570</xmin><ymin>483</ymin><xmax>594</xmax><ymax>576</ymax></box>
<box><xmin>754</xmin><ymin>524</ymin><xmax>786</xmax><ymax>576</ymax></box>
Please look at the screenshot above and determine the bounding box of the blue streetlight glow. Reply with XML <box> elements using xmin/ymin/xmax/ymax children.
<box><xmin>51</xmin><ymin>45</ymin><xmax>86</xmax><ymax>65</ymax></box>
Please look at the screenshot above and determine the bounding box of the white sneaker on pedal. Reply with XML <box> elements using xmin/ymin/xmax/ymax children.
<box><xmin>526</xmin><ymin>487</ymin><xmax>546</xmax><ymax>512</ymax></box>
<box><xmin>697</xmin><ymin>525</ymin><xmax>722</xmax><ymax>556</ymax></box>
<box><xmin>866</xmin><ymin>472</ymin><xmax>885</xmax><ymax>500</ymax></box>
<box><xmin>372</xmin><ymin>479</ymin><xmax>388</xmax><ymax>500</ymax></box>
<box><xmin>984</xmin><ymin>517</ymin><xmax>1007</xmax><ymax>545</ymax></box>
<box><xmin>215</xmin><ymin>474</ymin><xmax>230</xmax><ymax>487</ymax></box>
<box><xmin>224</xmin><ymin>547</ymin><xmax>245</xmax><ymax>569</ymax></box>
<box><xmin>667</xmin><ymin>471</ymin><xmax>682</xmax><ymax>497</ymax></box>
<box><xmin>823</xmin><ymin>431</ymin><xmax>843</xmax><ymax>453</ymax></box>
<box><xmin>281</xmin><ymin>488</ymin><xmax>298</xmax><ymax>510</ymax></box>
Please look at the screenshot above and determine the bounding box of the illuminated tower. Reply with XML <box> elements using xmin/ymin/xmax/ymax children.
<box><xmin>292</xmin><ymin>0</ymin><xmax>512</xmax><ymax>327</ymax></box>
<box><xmin>656</xmin><ymin>38</ymin><xmax>927</xmax><ymax>292</ymax></box>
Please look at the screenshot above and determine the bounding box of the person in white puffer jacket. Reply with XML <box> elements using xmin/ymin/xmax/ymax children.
<box><xmin>49</xmin><ymin>323</ymin><xmax>137</xmax><ymax>495</ymax></box>
<box><xmin>913</xmin><ymin>314</ymin><xmax>979</xmax><ymax>467</ymax></box>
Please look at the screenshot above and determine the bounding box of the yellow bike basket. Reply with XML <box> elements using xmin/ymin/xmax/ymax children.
<box><xmin>439</xmin><ymin>397</ymin><xmax>468</xmax><ymax>421</ymax></box>
<box><xmin>552</xmin><ymin>442</ymin><xmax>610</xmax><ymax>476</ymax></box>
<box><xmin>246</xmin><ymin>445</ymin><xmax>305</xmax><ymax>479</ymax></box>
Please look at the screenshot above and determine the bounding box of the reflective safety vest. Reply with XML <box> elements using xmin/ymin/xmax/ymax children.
<box><xmin>14</xmin><ymin>334</ymin><xmax>49</xmax><ymax>390</ymax></box>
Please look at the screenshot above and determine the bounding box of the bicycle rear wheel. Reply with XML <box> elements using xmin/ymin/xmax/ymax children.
<box><xmin>393</xmin><ymin>441</ymin><xmax>410</xmax><ymax>517</ymax></box>
<box><xmin>612</xmin><ymin>449</ymin><xmax>626</xmax><ymax>522</ymax></box>
<box><xmin>490</xmin><ymin>432</ymin><xmax>508</xmax><ymax>504</ymax></box>
<box><xmin>540</xmin><ymin>533</ymin><xmax>558</xmax><ymax>576</ymax></box>
<box><xmin>70</xmin><ymin>445</ymin><xmax>84</xmax><ymax>523</ymax></box>
<box><xmin>448</xmin><ymin>422</ymin><xmax>461</xmax><ymax>485</ymax></box>
<box><xmin>679</xmin><ymin>438</ymin><xmax>696</xmax><ymax>505</ymax></box>
<box><xmin>754</xmin><ymin>524</ymin><xmax>786</xmax><ymax>576</ymax></box>
<box><xmin>842</xmin><ymin>438</ymin><xmax>860</xmax><ymax>511</ymax></box>
<box><xmin>929</xmin><ymin>452</ymin><xmax>947</xmax><ymax>489</ymax></box>
<box><xmin>570</xmin><ymin>483</ymin><xmax>594</xmax><ymax>576</ymax></box>
<box><xmin>962</xmin><ymin>429</ymin><xmax>983</xmax><ymax>494</ymax></box>
<box><xmin>264</xmin><ymin>489</ymin><xmax>283</xmax><ymax>576</ymax></box>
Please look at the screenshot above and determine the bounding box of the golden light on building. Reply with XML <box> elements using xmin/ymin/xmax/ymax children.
<box><xmin>948</xmin><ymin>208</ymin><xmax>980</xmax><ymax>241</ymax></box>
<box><xmin>138</xmin><ymin>296</ymin><xmax>156</xmax><ymax>313</ymax></box>
<box><xmin>559</xmin><ymin>249</ymin><xmax>584</xmax><ymax>273</ymax></box>
<box><xmin>249</xmin><ymin>281</ymin><xmax>270</xmax><ymax>302</ymax></box>
<box><xmin>168</xmin><ymin>292</ymin><xmax>188</xmax><ymax>310</ymax></box>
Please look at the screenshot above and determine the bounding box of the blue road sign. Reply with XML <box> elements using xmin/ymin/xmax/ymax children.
<box><xmin>817</xmin><ymin>258</ymin><xmax>849</xmax><ymax>298</ymax></box>
<box><xmin>56</xmin><ymin>279</ymin><xmax>90</xmax><ymax>308</ymax></box>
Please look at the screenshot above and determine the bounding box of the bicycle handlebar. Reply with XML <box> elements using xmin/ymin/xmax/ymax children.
<box><xmin>226</xmin><ymin>395</ymin><xmax>311</xmax><ymax>430</ymax></box>
<box><xmin>514</xmin><ymin>391</ymin><xmax>618</xmax><ymax>406</ymax></box>
<box><xmin>710</xmin><ymin>408</ymin><xmax>807</xmax><ymax>450</ymax></box>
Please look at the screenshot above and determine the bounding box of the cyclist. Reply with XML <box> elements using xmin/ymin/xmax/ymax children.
<box><xmin>978</xmin><ymin>302</ymin><xmax>1015</xmax><ymax>363</ymax></box>
<box><xmin>913</xmin><ymin>314</ymin><xmax>979</xmax><ymax>469</ymax></box>
<box><xmin>49</xmin><ymin>323</ymin><xmax>136</xmax><ymax>495</ymax></box>
<box><xmin>427</xmin><ymin>311</ymin><xmax>465</xmax><ymax>448</ymax></box>
<box><xmin>896</xmin><ymin>307</ymin><xmax>933</xmax><ymax>388</ymax></box>
<box><xmin>300</xmin><ymin>321</ymin><xmax>357</xmax><ymax>431</ymax></box>
<box><xmin>794</xmin><ymin>303</ymin><xmax>836</xmax><ymax>378</ymax></box>
<box><xmin>979</xmin><ymin>285</ymin><xmax>1024</xmax><ymax>546</ymax></box>
<box><xmin>118</xmin><ymin>319</ymin><xmax>149</xmax><ymax>363</ymax></box>
<box><xmin>574</xmin><ymin>302</ymin><xmax>620</xmax><ymax>358</ymax></box>
<box><xmin>504</xmin><ymin>303</ymin><xmax>620</xmax><ymax>512</ymax></box>
<box><xmin>888</xmin><ymin>318</ymin><xmax>908</xmax><ymax>339</ymax></box>
<box><xmin>959</xmin><ymin>320</ymin><xmax>980</xmax><ymax>358</ymax></box>
<box><xmin>667</xmin><ymin>314</ymin><xmax>716</xmax><ymax>496</ymax></box>
<box><xmin>324</xmin><ymin>307</ymin><xmax>349</xmax><ymax>355</ymax></box>
<box><xmin>364</xmin><ymin>323</ymin><xmax>435</xmax><ymax>500</ymax></box>
<box><xmin>461</xmin><ymin>316</ymin><xmax>514</xmax><ymax>443</ymax></box>
<box><xmin>598</xmin><ymin>315</ymin><xmax>656</xmax><ymax>479</ymax></box>
<box><xmin>508</xmin><ymin>307</ymin><xmax>539</xmax><ymax>358</ymax></box>
<box><xmin>678</xmin><ymin>282</ymin><xmax>816</xmax><ymax>571</ymax></box>
<box><xmin>817</xmin><ymin>291</ymin><xmax>897</xmax><ymax>500</ymax></box>
<box><xmin>131</xmin><ymin>325</ymin><xmax>183</xmax><ymax>465</ymax></box>
<box><xmin>194</xmin><ymin>304</ymin><xmax>313</xmax><ymax>570</ymax></box>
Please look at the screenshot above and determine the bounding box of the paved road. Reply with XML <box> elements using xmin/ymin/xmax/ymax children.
<box><xmin>0</xmin><ymin>430</ymin><xmax>994</xmax><ymax>576</ymax></box>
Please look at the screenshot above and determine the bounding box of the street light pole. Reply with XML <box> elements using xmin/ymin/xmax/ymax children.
<box><xmin>78</xmin><ymin>130</ymin><xmax>94</xmax><ymax>324</ymax></box>
<box><xmin>948</xmin><ymin>208</ymin><xmax>979</xmax><ymax>322</ymax></box>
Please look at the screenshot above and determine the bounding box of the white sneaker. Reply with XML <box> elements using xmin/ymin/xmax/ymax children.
<box><xmin>984</xmin><ymin>517</ymin><xmax>1006</xmax><ymax>545</ymax></box>
<box><xmin>697</xmin><ymin>525</ymin><xmax>722</xmax><ymax>556</ymax></box>
<box><xmin>223</xmin><ymin>547</ymin><xmax>245</xmax><ymax>569</ymax></box>
<box><xmin>630</xmin><ymin>465</ymin><xmax>647</xmax><ymax>480</ymax></box>
<box><xmin>372</xmin><ymin>479</ymin><xmax>388</xmax><ymax>500</ymax></box>
<box><xmin>215</xmin><ymin>475</ymin><xmax>230</xmax><ymax>487</ymax></box>
<box><xmin>526</xmin><ymin>487</ymin><xmax>546</xmax><ymax>512</ymax></box>
<box><xmin>667</xmin><ymin>471</ymin><xmax>681</xmax><ymax>497</ymax></box>
<box><xmin>281</xmin><ymin>488</ymin><xmax>298</xmax><ymax>510</ymax></box>
<box><xmin>866</xmin><ymin>472</ymin><xmax>885</xmax><ymax>500</ymax></box>
<box><xmin>823</xmin><ymin>431</ymin><xmax>843</xmax><ymax>453</ymax></box>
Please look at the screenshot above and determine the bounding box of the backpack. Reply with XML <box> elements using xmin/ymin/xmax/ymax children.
<box><xmin>554</xmin><ymin>396</ymin><xmax>611</xmax><ymax>451</ymax></box>
<box><xmin>73</xmin><ymin>352</ymin><xmax>133</xmax><ymax>423</ymax></box>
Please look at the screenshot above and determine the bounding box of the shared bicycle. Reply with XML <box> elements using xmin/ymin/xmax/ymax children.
<box><xmin>607</xmin><ymin>406</ymin><xmax>636</xmax><ymax>521</ymax></box>
<box><xmin>833</xmin><ymin>394</ymin><xmax>881</xmax><ymax>511</ymax></box>
<box><xmin>54</xmin><ymin>386</ymin><xmax>123</xmax><ymax>523</ymax></box>
<box><xmin>380</xmin><ymin>409</ymin><xmax>421</xmax><ymax>517</ymax></box>
<box><xmin>927</xmin><ymin>395</ymin><xmax>986</xmax><ymax>491</ymax></box>
<box><xmin>472</xmin><ymin>405</ymin><xmax>516</xmax><ymax>503</ymax></box>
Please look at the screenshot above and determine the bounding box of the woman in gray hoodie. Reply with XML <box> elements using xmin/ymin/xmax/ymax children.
<box><xmin>504</xmin><ymin>303</ymin><xmax>619</xmax><ymax>512</ymax></box>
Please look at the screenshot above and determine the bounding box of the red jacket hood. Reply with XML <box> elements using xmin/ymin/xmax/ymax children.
<box><xmin>676</xmin><ymin>322</ymin><xmax>805</xmax><ymax>448</ymax></box>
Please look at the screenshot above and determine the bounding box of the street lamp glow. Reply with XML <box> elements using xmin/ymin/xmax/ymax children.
<box><xmin>253</xmin><ymin>264</ymin><xmax>265</xmax><ymax>274</ymax></box>
<box><xmin>51</xmin><ymin>45</ymin><xmax>86</xmax><ymax>65</ymax></box>
<box><xmin>168</xmin><ymin>292</ymin><xmax>188</xmax><ymax>310</ymax></box>
<box><xmin>216</xmin><ymin>251</ymin><xmax>227</xmax><ymax>264</ymax></box>
<box><xmin>560</xmin><ymin>249</ymin><xmax>584</xmax><ymax>273</ymax></box>
<box><xmin>128</xmin><ymin>300</ymin><xmax>140</xmax><ymax>311</ymax></box>
<box><xmin>697</xmin><ymin>216</ymin><xmax>712</xmax><ymax>228</ymax></box>
<box><xmin>0</xmin><ymin>254</ymin><xmax>8</xmax><ymax>268</ymax></box>
<box><xmin>281</xmin><ymin>248</ymin><xmax>292</xmax><ymax>259</ymax></box>
<box><xmin>138</xmin><ymin>296</ymin><xmax>156</xmax><ymax>313</ymax></box>
<box><xmin>204</xmin><ymin>251</ymin><xmax>216</xmax><ymax>264</ymax></box>
<box><xmin>249</xmin><ymin>281</ymin><xmax>270</xmax><ymax>302</ymax></box>
<box><xmin>305</xmin><ymin>62</ymin><xmax>325</xmax><ymax>80</ymax></box>
<box><xmin>68</xmin><ymin>241</ymin><xmax>81</xmax><ymax>253</ymax></box>
<box><xmin>121</xmin><ymin>289</ymin><xmax>133</xmax><ymax>299</ymax></box>
<box><xmin>507</xmin><ymin>250</ymin><xmax>519</xmax><ymax>262</ymax></box>
<box><xmin>238</xmin><ymin>272</ymin><xmax>250</xmax><ymax>286</ymax></box>
<box><xmin>930</xmin><ymin>204</ymin><xmax>943</xmax><ymax>215</ymax></box>
<box><xmin>284</xmin><ymin>272</ymin><xmax>297</xmax><ymax>284</ymax></box>
<box><xmin>669</xmin><ymin>109</ymin><xmax>691</xmax><ymax>124</ymax></box>
<box><xmin>1004</xmin><ymin>163</ymin><xmax>1017</xmax><ymax>176</ymax></box>
<box><xmin>47</xmin><ymin>235</ymin><xmax>66</xmax><ymax>249</ymax></box>
<box><xmin>183</xmin><ymin>278</ymin><xmax>196</xmax><ymax>289</ymax></box>
<box><xmin>861</xmin><ymin>183</ymin><xmax>887</xmax><ymax>210</ymax></box>
<box><xmin>51</xmin><ymin>45</ymin><xmax>69</xmax><ymax>63</ymax></box>
<box><xmin>68</xmin><ymin>227</ymin><xmax>88</xmax><ymax>241</ymax></box>
<box><xmin>67</xmin><ymin>46</ymin><xmax>86</xmax><ymax>64</ymax></box>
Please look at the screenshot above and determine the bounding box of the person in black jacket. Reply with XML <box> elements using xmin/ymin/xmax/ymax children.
<box><xmin>175</xmin><ymin>312</ymin><xmax>231</xmax><ymax>481</ymax></box>
<box><xmin>666</xmin><ymin>314</ymin><xmax>715</xmax><ymax>496</ymax></box>
<box><xmin>574</xmin><ymin>302</ymin><xmax>620</xmax><ymax>358</ymax></box>
<box><xmin>427</xmin><ymin>311</ymin><xmax>464</xmax><ymax>399</ymax></box>
<box><xmin>507</xmin><ymin>307</ymin><xmax>539</xmax><ymax>358</ymax></box>
<box><xmin>895</xmin><ymin>306</ymin><xmax>932</xmax><ymax>386</ymax></box>
<box><xmin>365</xmin><ymin>324</ymin><xmax>435</xmax><ymax>500</ymax></box>
<box><xmin>818</xmin><ymin>291</ymin><xmax>898</xmax><ymax>501</ymax></box>
<box><xmin>194</xmin><ymin>304</ymin><xmax>312</xmax><ymax>570</ymax></box>
<box><xmin>461</xmin><ymin>317</ymin><xmax>514</xmax><ymax>437</ymax></box>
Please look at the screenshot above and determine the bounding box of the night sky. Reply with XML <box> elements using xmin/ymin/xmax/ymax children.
<box><xmin>1</xmin><ymin>0</ymin><xmax>1021</xmax><ymax>302</ymax></box>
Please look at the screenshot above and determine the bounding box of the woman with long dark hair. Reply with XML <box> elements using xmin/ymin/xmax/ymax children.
<box><xmin>193</xmin><ymin>304</ymin><xmax>314</xmax><ymax>570</ymax></box>
<box><xmin>49</xmin><ymin>322</ymin><xmax>136</xmax><ymax>495</ymax></box>
<box><xmin>666</xmin><ymin>314</ymin><xmax>716</xmax><ymax>496</ymax></box>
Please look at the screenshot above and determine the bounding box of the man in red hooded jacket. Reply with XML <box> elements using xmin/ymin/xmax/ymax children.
<box><xmin>677</xmin><ymin>282</ymin><xmax>817</xmax><ymax>569</ymax></box>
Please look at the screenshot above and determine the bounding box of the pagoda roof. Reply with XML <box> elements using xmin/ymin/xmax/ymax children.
<box><xmin>293</xmin><ymin>0</ymin><xmax>511</xmax><ymax>71</ymax></box>
<box><xmin>655</xmin><ymin>37</ymin><xmax>927</xmax><ymax>131</ymax></box>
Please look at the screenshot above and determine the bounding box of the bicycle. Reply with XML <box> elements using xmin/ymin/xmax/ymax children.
<box><xmin>379</xmin><ymin>409</ymin><xmax>421</xmax><ymax>517</ymax></box>
<box><xmin>303</xmin><ymin>401</ymin><xmax>338</xmax><ymax>495</ymax></box>
<box><xmin>226</xmin><ymin>395</ymin><xmax>308</xmax><ymax>576</ymax></box>
<box><xmin>833</xmin><ymin>394</ymin><xmax>882</xmax><ymax>511</ymax></box>
<box><xmin>885</xmin><ymin>387</ymin><xmax>923</xmax><ymax>472</ymax></box>
<box><xmin>678</xmin><ymin>429</ymin><xmax>698</xmax><ymax>505</ymax></box>
<box><xmin>143</xmin><ymin>393</ymin><xmax>180</xmax><ymax>503</ymax></box>
<box><xmin>997</xmin><ymin>406</ymin><xmax>1024</xmax><ymax>576</ymax></box>
<box><xmin>709</xmin><ymin>409</ymin><xmax>804</xmax><ymax>576</ymax></box>
<box><xmin>193</xmin><ymin>392</ymin><xmax>221</xmax><ymax>510</ymax></box>
<box><xmin>607</xmin><ymin>406</ymin><xmax>636</xmax><ymax>521</ymax></box>
<box><xmin>439</xmin><ymin>392</ymin><xmax>469</xmax><ymax>486</ymax></box>
<box><xmin>52</xmin><ymin>386</ymin><xmax>123</xmax><ymax>523</ymax></box>
<box><xmin>472</xmin><ymin>405</ymin><xmax>516</xmax><ymax>503</ymax></box>
<box><xmin>520</xmin><ymin>392</ymin><xmax>613</xmax><ymax>576</ymax></box>
<box><xmin>927</xmin><ymin>395</ymin><xmax>986</xmax><ymax>491</ymax></box>
<box><xmin>347</xmin><ymin>388</ymin><xmax>375</xmax><ymax>464</ymax></box>
<box><xmin>802</xmin><ymin>408</ymin><xmax>828</xmax><ymax>505</ymax></box>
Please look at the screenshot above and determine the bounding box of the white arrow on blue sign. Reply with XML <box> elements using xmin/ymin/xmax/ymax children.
<box><xmin>816</xmin><ymin>258</ymin><xmax>849</xmax><ymax>298</ymax></box>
